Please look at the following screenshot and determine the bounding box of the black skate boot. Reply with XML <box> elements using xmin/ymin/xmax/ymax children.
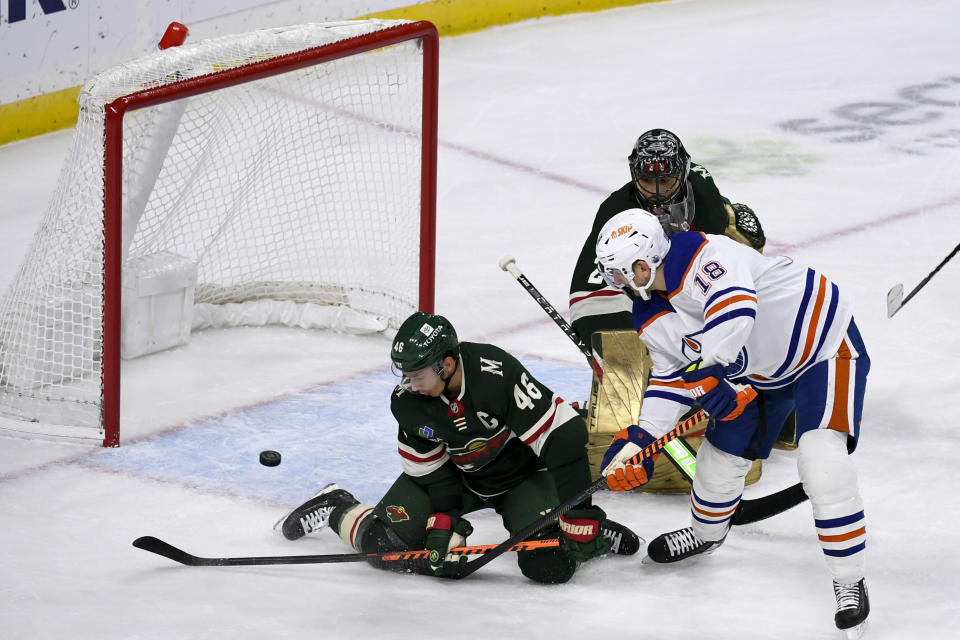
<box><xmin>600</xmin><ymin>518</ymin><xmax>642</xmax><ymax>556</ymax></box>
<box><xmin>645</xmin><ymin>526</ymin><xmax>726</xmax><ymax>563</ymax></box>
<box><xmin>274</xmin><ymin>483</ymin><xmax>359</xmax><ymax>541</ymax></box>
<box><xmin>834</xmin><ymin>579</ymin><xmax>869</xmax><ymax>638</ymax></box>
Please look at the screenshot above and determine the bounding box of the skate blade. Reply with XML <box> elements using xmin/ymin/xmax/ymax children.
<box><xmin>840</xmin><ymin>620</ymin><xmax>868</xmax><ymax>639</ymax></box>
<box><xmin>640</xmin><ymin>553</ymin><xmax>674</xmax><ymax>566</ymax></box>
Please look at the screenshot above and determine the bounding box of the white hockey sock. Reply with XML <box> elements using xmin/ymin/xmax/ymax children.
<box><xmin>690</xmin><ymin>439</ymin><xmax>751</xmax><ymax>541</ymax></box>
<box><xmin>333</xmin><ymin>504</ymin><xmax>375</xmax><ymax>552</ymax></box>
<box><xmin>797</xmin><ymin>429</ymin><xmax>866</xmax><ymax>584</ymax></box>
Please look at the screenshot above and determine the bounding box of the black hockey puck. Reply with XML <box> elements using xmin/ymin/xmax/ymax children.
<box><xmin>259</xmin><ymin>450</ymin><xmax>282</xmax><ymax>467</ymax></box>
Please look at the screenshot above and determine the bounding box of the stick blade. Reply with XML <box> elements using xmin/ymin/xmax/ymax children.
<box><xmin>133</xmin><ymin>535</ymin><xmax>202</xmax><ymax>566</ymax></box>
<box><xmin>731</xmin><ymin>482</ymin><xmax>808</xmax><ymax>525</ymax></box>
<box><xmin>886</xmin><ymin>283</ymin><xmax>904</xmax><ymax>318</ymax></box>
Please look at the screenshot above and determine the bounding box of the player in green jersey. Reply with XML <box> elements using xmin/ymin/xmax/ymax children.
<box><xmin>569</xmin><ymin>128</ymin><xmax>765</xmax><ymax>344</ymax></box>
<box><xmin>277</xmin><ymin>311</ymin><xmax>639</xmax><ymax>583</ymax></box>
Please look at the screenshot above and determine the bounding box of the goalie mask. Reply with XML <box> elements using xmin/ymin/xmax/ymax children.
<box><xmin>628</xmin><ymin>128</ymin><xmax>692</xmax><ymax>210</ymax></box>
<box><xmin>595</xmin><ymin>209</ymin><xmax>671</xmax><ymax>301</ymax></box>
<box><xmin>391</xmin><ymin>312</ymin><xmax>460</xmax><ymax>392</ymax></box>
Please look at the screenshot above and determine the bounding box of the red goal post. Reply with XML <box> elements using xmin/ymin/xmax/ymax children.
<box><xmin>0</xmin><ymin>20</ymin><xmax>438</xmax><ymax>447</ymax></box>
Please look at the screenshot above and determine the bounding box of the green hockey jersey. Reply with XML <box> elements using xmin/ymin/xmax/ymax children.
<box><xmin>390</xmin><ymin>342</ymin><xmax>589</xmax><ymax>504</ymax></box>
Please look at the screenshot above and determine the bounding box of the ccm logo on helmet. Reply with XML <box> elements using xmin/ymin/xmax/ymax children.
<box><xmin>610</xmin><ymin>224</ymin><xmax>633</xmax><ymax>239</ymax></box>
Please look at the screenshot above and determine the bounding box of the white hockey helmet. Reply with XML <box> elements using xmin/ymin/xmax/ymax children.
<box><xmin>595</xmin><ymin>209</ymin><xmax>671</xmax><ymax>300</ymax></box>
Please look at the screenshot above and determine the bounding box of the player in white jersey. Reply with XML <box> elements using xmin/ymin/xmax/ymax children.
<box><xmin>595</xmin><ymin>209</ymin><xmax>870</xmax><ymax>638</ymax></box>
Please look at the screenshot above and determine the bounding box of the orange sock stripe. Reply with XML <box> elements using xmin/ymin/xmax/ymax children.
<box><xmin>690</xmin><ymin>501</ymin><xmax>739</xmax><ymax>518</ymax></box>
<box><xmin>818</xmin><ymin>526</ymin><xmax>866</xmax><ymax>543</ymax></box>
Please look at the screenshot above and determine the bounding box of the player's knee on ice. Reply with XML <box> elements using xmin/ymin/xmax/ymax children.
<box><xmin>513</xmin><ymin>525</ymin><xmax>576</xmax><ymax>584</ymax></box>
<box><xmin>517</xmin><ymin>548</ymin><xmax>577</xmax><ymax>584</ymax></box>
<box><xmin>353</xmin><ymin>517</ymin><xmax>422</xmax><ymax>572</ymax></box>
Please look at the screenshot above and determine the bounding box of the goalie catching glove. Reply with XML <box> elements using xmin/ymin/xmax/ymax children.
<box><xmin>681</xmin><ymin>360</ymin><xmax>757</xmax><ymax>421</ymax></box>
<box><xmin>731</xmin><ymin>202</ymin><xmax>765</xmax><ymax>252</ymax></box>
<box><xmin>425</xmin><ymin>513</ymin><xmax>474</xmax><ymax>578</ymax></box>
<box><xmin>558</xmin><ymin>506</ymin><xmax>613</xmax><ymax>562</ymax></box>
<box><xmin>600</xmin><ymin>425</ymin><xmax>660</xmax><ymax>491</ymax></box>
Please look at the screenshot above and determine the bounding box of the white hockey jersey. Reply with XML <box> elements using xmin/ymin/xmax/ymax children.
<box><xmin>633</xmin><ymin>232</ymin><xmax>854</xmax><ymax>436</ymax></box>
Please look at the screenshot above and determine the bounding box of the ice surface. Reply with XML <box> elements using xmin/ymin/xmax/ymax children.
<box><xmin>2</xmin><ymin>0</ymin><xmax>959</xmax><ymax>637</ymax></box>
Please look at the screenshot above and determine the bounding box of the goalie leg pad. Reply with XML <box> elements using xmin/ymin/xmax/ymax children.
<box><xmin>797</xmin><ymin>428</ymin><xmax>866</xmax><ymax>584</ymax></box>
<box><xmin>690</xmin><ymin>439</ymin><xmax>751</xmax><ymax>542</ymax></box>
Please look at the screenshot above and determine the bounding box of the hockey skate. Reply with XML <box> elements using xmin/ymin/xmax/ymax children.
<box><xmin>834</xmin><ymin>579</ymin><xmax>869</xmax><ymax>639</ymax></box>
<box><xmin>274</xmin><ymin>483</ymin><xmax>359</xmax><ymax>541</ymax></box>
<box><xmin>644</xmin><ymin>525</ymin><xmax>726</xmax><ymax>564</ymax></box>
<box><xmin>600</xmin><ymin>518</ymin><xmax>642</xmax><ymax>555</ymax></box>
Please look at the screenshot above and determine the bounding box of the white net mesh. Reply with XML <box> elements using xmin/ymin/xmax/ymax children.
<box><xmin>0</xmin><ymin>20</ymin><xmax>431</xmax><ymax>442</ymax></box>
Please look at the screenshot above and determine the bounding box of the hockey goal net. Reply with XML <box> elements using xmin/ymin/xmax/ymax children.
<box><xmin>0</xmin><ymin>20</ymin><xmax>438</xmax><ymax>446</ymax></box>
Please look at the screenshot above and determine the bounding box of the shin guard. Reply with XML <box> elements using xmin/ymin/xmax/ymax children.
<box><xmin>797</xmin><ymin>429</ymin><xmax>866</xmax><ymax>583</ymax></box>
<box><xmin>690</xmin><ymin>439</ymin><xmax>751</xmax><ymax>541</ymax></box>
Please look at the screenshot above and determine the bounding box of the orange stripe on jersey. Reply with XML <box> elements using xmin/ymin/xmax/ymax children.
<box><xmin>669</xmin><ymin>233</ymin><xmax>708</xmax><ymax>300</ymax></box>
<box><xmin>827</xmin><ymin>339</ymin><xmax>853</xmax><ymax>433</ymax></box>
<box><xmin>639</xmin><ymin>310</ymin><xmax>670</xmax><ymax>332</ymax></box>
<box><xmin>649</xmin><ymin>379</ymin><xmax>685</xmax><ymax>389</ymax></box>
<box><xmin>796</xmin><ymin>274</ymin><xmax>828</xmax><ymax>369</ymax></box>
<box><xmin>819</xmin><ymin>526</ymin><xmax>865</xmax><ymax>543</ymax></box>
<box><xmin>705</xmin><ymin>294</ymin><xmax>758</xmax><ymax>319</ymax></box>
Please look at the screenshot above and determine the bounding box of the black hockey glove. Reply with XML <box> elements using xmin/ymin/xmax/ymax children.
<box><xmin>424</xmin><ymin>513</ymin><xmax>473</xmax><ymax>577</ymax></box>
<box><xmin>732</xmin><ymin>203</ymin><xmax>766</xmax><ymax>252</ymax></box>
<box><xmin>559</xmin><ymin>506</ymin><xmax>612</xmax><ymax>563</ymax></box>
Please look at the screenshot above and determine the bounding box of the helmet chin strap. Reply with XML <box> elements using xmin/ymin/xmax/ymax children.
<box><xmin>438</xmin><ymin>355</ymin><xmax>460</xmax><ymax>394</ymax></box>
<box><xmin>627</xmin><ymin>261</ymin><xmax>658</xmax><ymax>300</ymax></box>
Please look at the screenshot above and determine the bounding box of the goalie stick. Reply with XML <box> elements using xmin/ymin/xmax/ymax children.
<box><xmin>498</xmin><ymin>255</ymin><xmax>604</xmax><ymax>381</ymax></box>
<box><xmin>887</xmin><ymin>240</ymin><xmax>960</xmax><ymax>317</ymax></box>
<box><xmin>132</xmin><ymin>535</ymin><xmax>559</xmax><ymax>567</ymax></box>
<box><xmin>497</xmin><ymin>255</ymin><xmax>808</xmax><ymax>523</ymax></box>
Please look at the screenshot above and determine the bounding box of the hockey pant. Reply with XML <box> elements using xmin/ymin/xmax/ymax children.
<box><xmin>329</xmin><ymin>471</ymin><xmax>578</xmax><ymax>583</ymax></box>
<box><xmin>693</xmin><ymin>319</ymin><xmax>868</xmax><ymax>581</ymax></box>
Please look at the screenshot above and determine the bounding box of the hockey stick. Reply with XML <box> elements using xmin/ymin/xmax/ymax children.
<box><xmin>498</xmin><ymin>255</ymin><xmax>701</xmax><ymax>470</ymax></box>
<box><xmin>498</xmin><ymin>255</ymin><xmax>808</xmax><ymax>524</ymax></box>
<box><xmin>499</xmin><ymin>256</ymin><xmax>604</xmax><ymax>381</ymax></box>
<box><xmin>887</xmin><ymin>241</ymin><xmax>960</xmax><ymax>317</ymax></box>
<box><xmin>457</xmin><ymin>408</ymin><xmax>708</xmax><ymax>578</ymax></box>
<box><xmin>132</xmin><ymin>535</ymin><xmax>559</xmax><ymax>567</ymax></box>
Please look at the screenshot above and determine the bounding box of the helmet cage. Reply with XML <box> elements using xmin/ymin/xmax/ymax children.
<box><xmin>393</xmin><ymin>358</ymin><xmax>446</xmax><ymax>392</ymax></box>
<box><xmin>628</xmin><ymin>129</ymin><xmax>691</xmax><ymax>207</ymax></box>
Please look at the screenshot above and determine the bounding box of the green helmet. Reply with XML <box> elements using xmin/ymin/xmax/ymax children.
<box><xmin>391</xmin><ymin>312</ymin><xmax>459</xmax><ymax>374</ymax></box>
